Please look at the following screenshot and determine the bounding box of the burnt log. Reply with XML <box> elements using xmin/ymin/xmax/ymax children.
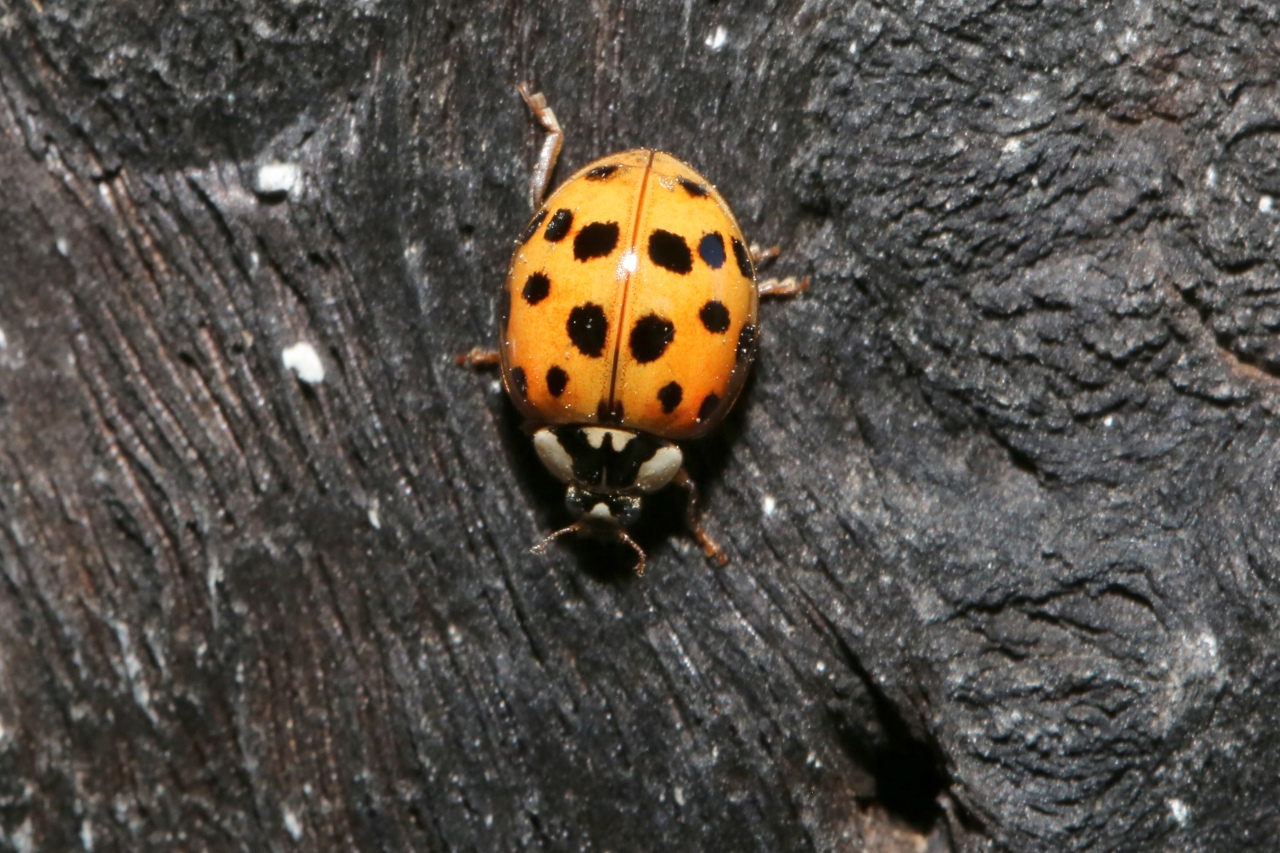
<box><xmin>1</xmin><ymin>2</ymin><xmax>1277</xmax><ymax>851</ymax></box>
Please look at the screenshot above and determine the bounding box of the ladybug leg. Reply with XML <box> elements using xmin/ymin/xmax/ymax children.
<box><xmin>749</xmin><ymin>243</ymin><xmax>781</xmax><ymax>267</ymax></box>
<box><xmin>673</xmin><ymin>468</ymin><xmax>729</xmax><ymax>567</ymax></box>
<box><xmin>530</xmin><ymin>521</ymin><xmax>585</xmax><ymax>556</ymax></box>
<box><xmin>614</xmin><ymin>530</ymin><xmax>648</xmax><ymax>577</ymax></box>
<box><xmin>749</xmin><ymin>242</ymin><xmax>810</xmax><ymax>297</ymax></box>
<box><xmin>758</xmin><ymin>275</ymin><xmax>810</xmax><ymax>297</ymax></box>
<box><xmin>517</xmin><ymin>83</ymin><xmax>564</xmax><ymax>209</ymax></box>
<box><xmin>530</xmin><ymin>522</ymin><xmax>649</xmax><ymax>576</ymax></box>
<box><xmin>455</xmin><ymin>347</ymin><xmax>501</xmax><ymax>367</ymax></box>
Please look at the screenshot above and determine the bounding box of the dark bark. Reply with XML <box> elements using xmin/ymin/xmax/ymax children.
<box><xmin>2</xmin><ymin>1</ymin><xmax>1277</xmax><ymax>851</ymax></box>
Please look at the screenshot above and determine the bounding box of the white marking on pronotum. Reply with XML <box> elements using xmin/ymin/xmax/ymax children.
<box><xmin>282</xmin><ymin>342</ymin><xmax>325</xmax><ymax>384</ymax></box>
<box><xmin>587</xmin><ymin>502</ymin><xmax>614</xmax><ymax>521</ymax></box>
<box><xmin>533</xmin><ymin>429</ymin><xmax>575</xmax><ymax>483</ymax></box>
<box><xmin>582</xmin><ymin>427</ymin><xmax>633</xmax><ymax>449</ymax></box>
<box><xmin>635</xmin><ymin>445</ymin><xmax>683</xmax><ymax>493</ymax></box>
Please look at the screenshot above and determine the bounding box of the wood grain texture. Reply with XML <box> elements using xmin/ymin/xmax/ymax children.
<box><xmin>2</xmin><ymin>2</ymin><xmax>1278</xmax><ymax>851</ymax></box>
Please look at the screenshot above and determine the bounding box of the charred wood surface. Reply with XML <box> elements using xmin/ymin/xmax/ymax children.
<box><xmin>1</xmin><ymin>2</ymin><xmax>1277</xmax><ymax>851</ymax></box>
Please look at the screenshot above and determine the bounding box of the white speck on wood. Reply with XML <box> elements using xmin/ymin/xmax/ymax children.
<box><xmin>255</xmin><ymin>162</ymin><xmax>300</xmax><ymax>197</ymax></box>
<box><xmin>282</xmin><ymin>806</ymin><xmax>303</xmax><ymax>841</ymax></box>
<box><xmin>705</xmin><ymin>25</ymin><xmax>727</xmax><ymax>50</ymax></box>
<box><xmin>282</xmin><ymin>342</ymin><xmax>325</xmax><ymax>384</ymax></box>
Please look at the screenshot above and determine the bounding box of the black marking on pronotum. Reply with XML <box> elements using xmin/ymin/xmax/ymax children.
<box><xmin>698</xmin><ymin>232</ymin><xmax>726</xmax><ymax>270</ymax></box>
<box><xmin>544</xmin><ymin>209</ymin><xmax>574</xmax><ymax>242</ymax></box>
<box><xmin>523</xmin><ymin>272</ymin><xmax>551</xmax><ymax>305</ymax></box>
<box><xmin>699</xmin><ymin>300</ymin><xmax>730</xmax><ymax>334</ymax></box>
<box><xmin>629</xmin><ymin>314</ymin><xmax>676</xmax><ymax>364</ymax></box>
<box><xmin>658</xmin><ymin>381</ymin><xmax>683</xmax><ymax>414</ymax></box>
<box><xmin>731</xmin><ymin>237</ymin><xmax>753</xmax><ymax>279</ymax></box>
<box><xmin>509</xmin><ymin>366</ymin><xmax>528</xmax><ymax>400</ymax></box>
<box><xmin>596</xmin><ymin>399</ymin><xmax>625</xmax><ymax>424</ymax></box>
<box><xmin>546</xmin><ymin>366</ymin><xmax>568</xmax><ymax>397</ymax></box>
<box><xmin>574</xmin><ymin>222</ymin><xmax>620</xmax><ymax>261</ymax></box>
<box><xmin>550</xmin><ymin>425</ymin><xmax>665</xmax><ymax>490</ymax></box>
<box><xmin>736</xmin><ymin>324</ymin><xmax>758</xmax><ymax>363</ymax></box>
<box><xmin>677</xmin><ymin>177</ymin><xmax>710</xmax><ymax>198</ymax></box>
<box><xmin>586</xmin><ymin>164</ymin><xmax>621</xmax><ymax>180</ymax></box>
<box><xmin>696</xmin><ymin>393</ymin><xmax>721</xmax><ymax>424</ymax></box>
<box><xmin>648</xmin><ymin>229</ymin><xmax>693</xmax><ymax>275</ymax></box>
<box><xmin>567</xmin><ymin>303</ymin><xmax>608</xmax><ymax>357</ymax></box>
<box><xmin>519</xmin><ymin>209</ymin><xmax>547</xmax><ymax>244</ymax></box>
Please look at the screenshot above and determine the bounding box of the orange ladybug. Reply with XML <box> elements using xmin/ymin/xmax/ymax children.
<box><xmin>464</xmin><ymin>85</ymin><xmax>805</xmax><ymax>574</ymax></box>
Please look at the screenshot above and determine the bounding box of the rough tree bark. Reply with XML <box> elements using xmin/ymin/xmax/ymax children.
<box><xmin>1</xmin><ymin>1</ymin><xmax>1277</xmax><ymax>851</ymax></box>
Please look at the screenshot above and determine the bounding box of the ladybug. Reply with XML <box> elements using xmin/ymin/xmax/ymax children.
<box><xmin>463</xmin><ymin>85</ymin><xmax>805</xmax><ymax>574</ymax></box>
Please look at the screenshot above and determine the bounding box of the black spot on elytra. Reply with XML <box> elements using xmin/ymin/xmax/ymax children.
<box><xmin>698</xmin><ymin>232</ymin><xmax>726</xmax><ymax>270</ymax></box>
<box><xmin>658</xmin><ymin>381</ymin><xmax>683</xmax><ymax>414</ymax></box>
<box><xmin>586</xmin><ymin>164</ymin><xmax>621</xmax><ymax>180</ymax></box>
<box><xmin>567</xmin><ymin>303</ymin><xmax>608</xmax><ymax>357</ymax></box>
<box><xmin>629</xmin><ymin>314</ymin><xmax>675</xmax><ymax>363</ymax></box>
<box><xmin>509</xmin><ymin>366</ymin><xmax>528</xmax><ymax>400</ymax></box>
<box><xmin>519</xmin><ymin>209</ymin><xmax>547</xmax><ymax>244</ymax></box>
<box><xmin>498</xmin><ymin>288</ymin><xmax>511</xmax><ymax>330</ymax></box>
<box><xmin>697</xmin><ymin>393</ymin><xmax>721</xmax><ymax>424</ymax></box>
<box><xmin>574</xmin><ymin>222</ymin><xmax>620</xmax><ymax>261</ymax></box>
<box><xmin>677</xmin><ymin>177</ymin><xmax>710</xmax><ymax>198</ymax></box>
<box><xmin>648</xmin><ymin>229</ymin><xmax>693</xmax><ymax>274</ymax></box>
<box><xmin>597</xmin><ymin>399</ymin><xmax>624</xmax><ymax>424</ymax></box>
<box><xmin>544</xmin><ymin>209</ymin><xmax>573</xmax><ymax>242</ymax></box>
<box><xmin>523</xmin><ymin>272</ymin><xmax>551</xmax><ymax>305</ymax></box>
<box><xmin>736</xmin><ymin>324</ymin><xmax>758</xmax><ymax>363</ymax></box>
<box><xmin>699</xmin><ymin>300</ymin><xmax>730</xmax><ymax>334</ymax></box>
<box><xmin>546</xmin><ymin>366</ymin><xmax>568</xmax><ymax>397</ymax></box>
<box><xmin>732</xmin><ymin>238</ymin><xmax>753</xmax><ymax>279</ymax></box>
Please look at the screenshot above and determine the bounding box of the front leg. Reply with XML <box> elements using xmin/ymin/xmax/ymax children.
<box><xmin>673</xmin><ymin>468</ymin><xmax>728</xmax><ymax>567</ymax></box>
<box><xmin>517</xmin><ymin>83</ymin><xmax>564</xmax><ymax>210</ymax></box>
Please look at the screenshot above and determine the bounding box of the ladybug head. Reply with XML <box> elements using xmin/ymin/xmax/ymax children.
<box><xmin>529</xmin><ymin>425</ymin><xmax>684</xmax><ymax>574</ymax></box>
<box><xmin>564</xmin><ymin>486</ymin><xmax>643</xmax><ymax>528</ymax></box>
